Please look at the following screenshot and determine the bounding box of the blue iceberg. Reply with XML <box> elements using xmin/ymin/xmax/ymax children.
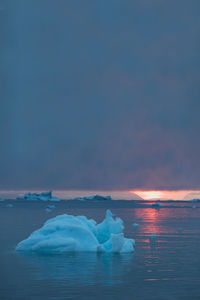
<box><xmin>16</xmin><ymin>210</ymin><xmax>135</xmax><ymax>253</ymax></box>
<box><xmin>17</xmin><ymin>191</ymin><xmax>60</xmax><ymax>202</ymax></box>
<box><xmin>74</xmin><ymin>195</ymin><xmax>112</xmax><ymax>201</ymax></box>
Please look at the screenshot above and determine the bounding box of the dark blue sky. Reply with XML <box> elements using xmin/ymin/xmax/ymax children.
<box><xmin>1</xmin><ymin>0</ymin><xmax>200</xmax><ymax>190</ymax></box>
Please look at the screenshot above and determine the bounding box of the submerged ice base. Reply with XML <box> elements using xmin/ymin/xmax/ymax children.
<box><xmin>16</xmin><ymin>210</ymin><xmax>135</xmax><ymax>253</ymax></box>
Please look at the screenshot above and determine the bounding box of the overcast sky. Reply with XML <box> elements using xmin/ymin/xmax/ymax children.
<box><xmin>1</xmin><ymin>0</ymin><xmax>200</xmax><ymax>190</ymax></box>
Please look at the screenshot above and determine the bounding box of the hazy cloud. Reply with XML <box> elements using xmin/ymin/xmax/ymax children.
<box><xmin>1</xmin><ymin>0</ymin><xmax>200</xmax><ymax>190</ymax></box>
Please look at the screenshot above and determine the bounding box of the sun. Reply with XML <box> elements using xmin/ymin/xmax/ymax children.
<box><xmin>130</xmin><ymin>190</ymin><xmax>164</xmax><ymax>200</ymax></box>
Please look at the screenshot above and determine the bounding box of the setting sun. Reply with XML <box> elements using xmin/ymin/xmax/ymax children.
<box><xmin>129</xmin><ymin>190</ymin><xmax>198</xmax><ymax>200</ymax></box>
<box><xmin>131</xmin><ymin>190</ymin><xmax>164</xmax><ymax>200</ymax></box>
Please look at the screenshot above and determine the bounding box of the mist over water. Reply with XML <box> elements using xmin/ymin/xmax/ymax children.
<box><xmin>1</xmin><ymin>189</ymin><xmax>200</xmax><ymax>201</ymax></box>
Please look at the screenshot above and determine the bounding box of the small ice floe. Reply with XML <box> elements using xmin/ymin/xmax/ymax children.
<box><xmin>45</xmin><ymin>204</ymin><xmax>56</xmax><ymax>213</ymax></box>
<box><xmin>46</xmin><ymin>205</ymin><xmax>55</xmax><ymax>209</ymax></box>
<box><xmin>0</xmin><ymin>198</ymin><xmax>5</xmax><ymax>202</ymax></box>
<box><xmin>74</xmin><ymin>197</ymin><xmax>85</xmax><ymax>201</ymax></box>
<box><xmin>74</xmin><ymin>195</ymin><xmax>112</xmax><ymax>201</ymax></box>
<box><xmin>136</xmin><ymin>217</ymin><xmax>142</xmax><ymax>221</ymax></box>
<box><xmin>192</xmin><ymin>205</ymin><xmax>196</xmax><ymax>209</ymax></box>
<box><xmin>178</xmin><ymin>227</ymin><xmax>184</xmax><ymax>233</ymax></box>
<box><xmin>7</xmin><ymin>204</ymin><xmax>13</xmax><ymax>208</ymax></box>
<box><xmin>151</xmin><ymin>202</ymin><xmax>164</xmax><ymax>209</ymax></box>
<box><xmin>16</xmin><ymin>210</ymin><xmax>135</xmax><ymax>253</ymax></box>
<box><xmin>149</xmin><ymin>233</ymin><xmax>157</xmax><ymax>242</ymax></box>
<box><xmin>17</xmin><ymin>191</ymin><xmax>60</xmax><ymax>202</ymax></box>
<box><xmin>133</xmin><ymin>223</ymin><xmax>139</xmax><ymax>228</ymax></box>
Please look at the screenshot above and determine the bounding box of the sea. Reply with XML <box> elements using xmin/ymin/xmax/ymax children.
<box><xmin>0</xmin><ymin>198</ymin><xmax>200</xmax><ymax>300</ymax></box>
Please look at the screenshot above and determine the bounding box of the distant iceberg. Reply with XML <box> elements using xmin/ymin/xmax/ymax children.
<box><xmin>74</xmin><ymin>194</ymin><xmax>112</xmax><ymax>201</ymax></box>
<box><xmin>17</xmin><ymin>191</ymin><xmax>60</xmax><ymax>202</ymax></box>
<box><xmin>16</xmin><ymin>210</ymin><xmax>135</xmax><ymax>253</ymax></box>
<box><xmin>190</xmin><ymin>199</ymin><xmax>200</xmax><ymax>202</ymax></box>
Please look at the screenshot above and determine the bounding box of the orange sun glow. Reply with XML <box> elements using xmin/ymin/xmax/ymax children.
<box><xmin>130</xmin><ymin>190</ymin><xmax>165</xmax><ymax>200</ymax></box>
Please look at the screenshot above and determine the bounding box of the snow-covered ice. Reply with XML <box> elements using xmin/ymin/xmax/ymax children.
<box><xmin>17</xmin><ymin>191</ymin><xmax>60</xmax><ymax>202</ymax></box>
<box><xmin>16</xmin><ymin>210</ymin><xmax>135</xmax><ymax>253</ymax></box>
<box><xmin>74</xmin><ymin>195</ymin><xmax>112</xmax><ymax>201</ymax></box>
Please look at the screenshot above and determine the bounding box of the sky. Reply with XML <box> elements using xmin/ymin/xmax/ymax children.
<box><xmin>1</xmin><ymin>0</ymin><xmax>200</xmax><ymax>191</ymax></box>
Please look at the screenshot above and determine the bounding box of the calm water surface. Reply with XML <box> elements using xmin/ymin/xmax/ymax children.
<box><xmin>0</xmin><ymin>201</ymin><xmax>200</xmax><ymax>300</ymax></box>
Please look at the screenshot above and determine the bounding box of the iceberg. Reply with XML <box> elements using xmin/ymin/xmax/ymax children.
<box><xmin>74</xmin><ymin>194</ymin><xmax>112</xmax><ymax>201</ymax></box>
<box><xmin>17</xmin><ymin>191</ymin><xmax>60</xmax><ymax>202</ymax></box>
<box><xmin>16</xmin><ymin>210</ymin><xmax>135</xmax><ymax>253</ymax></box>
<box><xmin>190</xmin><ymin>199</ymin><xmax>200</xmax><ymax>202</ymax></box>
